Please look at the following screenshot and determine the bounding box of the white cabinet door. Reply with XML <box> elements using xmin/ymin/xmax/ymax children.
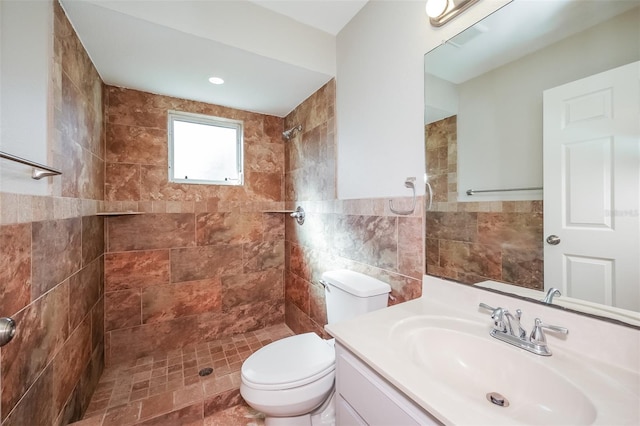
<box><xmin>543</xmin><ymin>61</ymin><xmax>640</xmax><ymax>311</ymax></box>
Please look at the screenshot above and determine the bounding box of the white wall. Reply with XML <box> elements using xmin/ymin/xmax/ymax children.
<box><xmin>0</xmin><ymin>0</ymin><xmax>53</xmax><ymax>196</ymax></box>
<box><xmin>335</xmin><ymin>0</ymin><xmax>510</xmax><ymax>199</ymax></box>
<box><xmin>457</xmin><ymin>8</ymin><xmax>639</xmax><ymax>201</ymax></box>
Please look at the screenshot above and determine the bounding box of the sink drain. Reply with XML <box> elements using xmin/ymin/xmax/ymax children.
<box><xmin>486</xmin><ymin>392</ymin><xmax>510</xmax><ymax>407</ymax></box>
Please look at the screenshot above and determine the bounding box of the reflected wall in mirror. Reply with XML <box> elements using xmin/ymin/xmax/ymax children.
<box><xmin>424</xmin><ymin>0</ymin><xmax>640</xmax><ymax>324</ymax></box>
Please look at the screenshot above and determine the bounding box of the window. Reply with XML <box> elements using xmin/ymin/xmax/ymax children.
<box><xmin>168</xmin><ymin>111</ymin><xmax>243</xmax><ymax>185</ymax></box>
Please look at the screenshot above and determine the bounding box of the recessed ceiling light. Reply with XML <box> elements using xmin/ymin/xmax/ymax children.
<box><xmin>208</xmin><ymin>76</ymin><xmax>224</xmax><ymax>85</ymax></box>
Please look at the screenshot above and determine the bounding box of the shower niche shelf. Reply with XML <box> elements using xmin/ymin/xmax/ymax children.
<box><xmin>96</xmin><ymin>211</ymin><xmax>144</xmax><ymax>216</ymax></box>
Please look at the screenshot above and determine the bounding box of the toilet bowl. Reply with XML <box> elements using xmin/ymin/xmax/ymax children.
<box><xmin>240</xmin><ymin>333</ymin><xmax>335</xmax><ymax>425</ymax></box>
<box><xmin>240</xmin><ymin>270</ymin><xmax>391</xmax><ymax>426</ymax></box>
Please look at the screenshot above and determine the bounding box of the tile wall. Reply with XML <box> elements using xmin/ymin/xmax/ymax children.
<box><xmin>282</xmin><ymin>80</ymin><xmax>426</xmax><ymax>336</ymax></box>
<box><xmin>425</xmin><ymin>116</ymin><xmax>544</xmax><ymax>289</ymax></box>
<box><xmin>0</xmin><ymin>1</ymin><xmax>105</xmax><ymax>424</ymax></box>
<box><xmin>103</xmin><ymin>87</ymin><xmax>287</xmax><ymax>365</ymax></box>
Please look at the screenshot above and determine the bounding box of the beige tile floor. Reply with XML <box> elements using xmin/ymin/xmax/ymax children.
<box><xmin>72</xmin><ymin>324</ymin><xmax>293</xmax><ymax>426</ymax></box>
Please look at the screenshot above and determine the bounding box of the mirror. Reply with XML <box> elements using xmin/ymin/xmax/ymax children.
<box><xmin>424</xmin><ymin>0</ymin><xmax>640</xmax><ymax>326</ymax></box>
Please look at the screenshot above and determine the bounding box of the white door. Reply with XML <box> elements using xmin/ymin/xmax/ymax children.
<box><xmin>543</xmin><ymin>61</ymin><xmax>640</xmax><ymax>311</ymax></box>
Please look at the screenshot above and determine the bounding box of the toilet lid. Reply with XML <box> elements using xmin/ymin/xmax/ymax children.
<box><xmin>241</xmin><ymin>333</ymin><xmax>335</xmax><ymax>389</ymax></box>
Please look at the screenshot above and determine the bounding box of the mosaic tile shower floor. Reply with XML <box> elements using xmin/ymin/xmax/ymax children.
<box><xmin>71</xmin><ymin>324</ymin><xmax>294</xmax><ymax>426</ymax></box>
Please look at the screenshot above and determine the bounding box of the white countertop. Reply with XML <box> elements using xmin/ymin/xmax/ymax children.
<box><xmin>325</xmin><ymin>276</ymin><xmax>640</xmax><ymax>425</ymax></box>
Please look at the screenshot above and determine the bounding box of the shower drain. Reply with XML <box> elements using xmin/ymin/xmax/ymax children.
<box><xmin>199</xmin><ymin>367</ymin><xmax>214</xmax><ymax>377</ymax></box>
<box><xmin>486</xmin><ymin>392</ymin><xmax>509</xmax><ymax>407</ymax></box>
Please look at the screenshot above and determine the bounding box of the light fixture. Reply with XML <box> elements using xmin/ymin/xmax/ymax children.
<box><xmin>208</xmin><ymin>76</ymin><xmax>224</xmax><ymax>85</ymax></box>
<box><xmin>425</xmin><ymin>0</ymin><xmax>480</xmax><ymax>27</ymax></box>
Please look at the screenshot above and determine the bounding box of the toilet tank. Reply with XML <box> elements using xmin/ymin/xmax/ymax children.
<box><xmin>321</xmin><ymin>270</ymin><xmax>391</xmax><ymax>324</ymax></box>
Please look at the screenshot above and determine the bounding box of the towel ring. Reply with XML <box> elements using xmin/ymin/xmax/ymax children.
<box><xmin>389</xmin><ymin>177</ymin><xmax>416</xmax><ymax>215</ymax></box>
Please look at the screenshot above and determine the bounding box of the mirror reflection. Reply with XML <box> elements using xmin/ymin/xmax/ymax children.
<box><xmin>424</xmin><ymin>0</ymin><xmax>640</xmax><ymax>324</ymax></box>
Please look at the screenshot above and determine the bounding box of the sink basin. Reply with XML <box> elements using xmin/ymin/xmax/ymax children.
<box><xmin>390</xmin><ymin>316</ymin><xmax>597</xmax><ymax>425</ymax></box>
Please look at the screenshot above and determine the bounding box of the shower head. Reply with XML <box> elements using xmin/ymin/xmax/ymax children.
<box><xmin>283</xmin><ymin>124</ymin><xmax>302</xmax><ymax>140</ymax></box>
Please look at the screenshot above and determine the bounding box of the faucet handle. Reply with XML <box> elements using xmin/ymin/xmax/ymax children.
<box><xmin>479</xmin><ymin>303</ymin><xmax>507</xmax><ymax>332</ymax></box>
<box><xmin>529</xmin><ymin>318</ymin><xmax>569</xmax><ymax>348</ymax></box>
<box><xmin>479</xmin><ymin>302</ymin><xmax>497</xmax><ymax>311</ymax></box>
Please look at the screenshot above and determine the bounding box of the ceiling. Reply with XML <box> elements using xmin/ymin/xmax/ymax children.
<box><xmin>425</xmin><ymin>0</ymin><xmax>640</xmax><ymax>84</ymax></box>
<box><xmin>60</xmin><ymin>0</ymin><xmax>368</xmax><ymax>117</ymax></box>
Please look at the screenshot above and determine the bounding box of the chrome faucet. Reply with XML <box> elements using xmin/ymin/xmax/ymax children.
<box><xmin>542</xmin><ymin>288</ymin><xmax>561</xmax><ymax>304</ymax></box>
<box><xmin>479</xmin><ymin>303</ymin><xmax>568</xmax><ymax>356</ymax></box>
<box><xmin>503</xmin><ymin>309</ymin><xmax>527</xmax><ymax>340</ymax></box>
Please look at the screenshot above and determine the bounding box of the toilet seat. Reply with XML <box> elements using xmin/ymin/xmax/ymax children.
<box><xmin>241</xmin><ymin>333</ymin><xmax>335</xmax><ymax>391</ymax></box>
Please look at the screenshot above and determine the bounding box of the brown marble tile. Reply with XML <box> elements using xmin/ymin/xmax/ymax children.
<box><xmin>69</xmin><ymin>258</ymin><xmax>103</xmax><ymax>331</ymax></box>
<box><xmin>425</xmin><ymin>115</ymin><xmax>456</xmax><ymax>151</ymax></box>
<box><xmin>107</xmin><ymin>316</ymin><xmax>201</xmax><ymax>366</ymax></box>
<box><xmin>263</xmin><ymin>114</ymin><xmax>284</xmax><ymax>144</ymax></box>
<box><xmin>32</xmin><ymin>217</ymin><xmax>82</xmax><ymax>299</ymax></box>
<box><xmin>58</xmin><ymin>72</ymin><xmax>84</xmax><ymax>197</ymax></box>
<box><xmin>197</xmin><ymin>301</ymin><xmax>284</xmax><ymax>344</ymax></box>
<box><xmin>308</xmin><ymin>280</ymin><xmax>328</xmax><ymax>326</ymax></box>
<box><xmin>2</xmin><ymin>364</ymin><xmax>54</xmax><ymax>426</ymax></box>
<box><xmin>477</xmin><ymin>212</ymin><xmax>543</xmax><ymax>251</ymax></box>
<box><xmin>171</xmin><ymin>245</ymin><xmax>242</xmax><ymax>283</ymax></box>
<box><xmin>107</xmin><ymin>87</ymin><xmax>167</xmax><ymax>130</ymax></box>
<box><xmin>0</xmin><ymin>223</ymin><xmax>31</xmax><ymax>316</ymax></box>
<box><xmin>243</xmin><ymin>241</ymin><xmax>284</xmax><ymax>273</ymax></box>
<box><xmin>287</xmin><ymin>212</ymin><xmax>333</xmax><ymax>252</ymax></box>
<box><xmin>398</xmin><ymin>217</ymin><xmax>424</xmax><ymax>280</ymax></box>
<box><xmin>288</xmin><ymin>243</ymin><xmax>313</xmax><ymax>283</ymax></box>
<box><xmin>142</xmin><ymin>279</ymin><xmax>222</xmax><ymax>324</ymax></box>
<box><xmin>425</xmin><ymin>237</ymin><xmax>440</xmax><ymax>270</ymax></box>
<box><xmin>106</xmin><ymin>123</ymin><xmax>168</xmax><ymax>165</ymax></box>
<box><xmin>502</xmin><ymin>248</ymin><xmax>544</xmax><ymax>290</ymax></box>
<box><xmin>284</xmin><ymin>301</ymin><xmax>323</xmax><ymax>337</ymax></box>
<box><xmin>245</xmin><ymin>142</ymin><xmax>284</xmax><ymax>174</ymax></box>
<box><xmin>104</xmin><ymin>250</ymin><xmax>170</xmax><ymax>291</ymax></box>
<box><xmin>334</xmin><ymin>215</ymin><xmax>397</xmax><ymax>271</ymax></box>
<box><xmin>139</xmin><ymin>165</ymin><xmax>219</xmax><ymax>202</ymax></box>
<box><xmin>105</xmin><ymin>290</ymin><xmax>141</xmax><ymax>331</ymax></box>
<box><xmin>203</xmin><ymin>403</ymin><xmax>264</xmax><ymax>426</ymax></box>
<box><xmin>425</xmin><ymin>211</ymin><xmax>477</xmax><ymax>243</ymax></box>
<box><xmin>102</xmin><ymin>401</ymin><xmax>142</xmax><ymax>426</ymax></box>
<box><xmin>439</xmin><ymin>240</ymin><xmax>502</xmax><ymax>281</ymax></box>
<box><xmin>53</xmin><ymin>317</ymin><xmax>92</xmax><ymax>415</ymax></box>
<box><xmin>221</xmin><ymin>269</ymin><xmax>283</xmax><ymax>312</ymax></box>
<box><xmin>285</xmin><ymin>271</ymin><xmax>309</xmax><ymax>314</ymax></box>
<box><xmin>82</xmin><ymin>215</ymin><xmax>104</xmax><ymax>266</ymax></box>
<box><xmin>92</xmin><ymin>295</ymin><xmax>105</xmax><ymax>350</ymax></box>
<box><xmin>203</xmin><ymin>389</ymin><xmax>242</xmax><ymax>418</ymax></box>
<box><xmin>428</xmin><ymin>173</ymin><xmax>449</xmax><ymax>203</ymax></box>
<box><xmin>107</xmin><ymin>213</ymin><xmax>195</xmax><ymax>252</ymax></box>
<box><xmin>262</xmin><ymin>213</ymin><xmax>285</xmax><ymax>241</ymax></box>
<box><xmin>246</xmin><ymin>171</ymin><xmax>282</xmax><ymax>201</ymax></box>
<box><xmin>383</xmin><ymin>273</ymin><xmax>422</xmax><ymax>305</ymax></box>
<box><xmin>106</xmin><ymin>162</ymin><xmax>141</xmax><ymax>201</ymax></box>
<box><xmin>140</xmin><ymin>391</ymin><xmax>174</xmax><ymax>421</ymax></box>
<box><xmin>1</xmin><ymin>282</ymin><xmax>69</xmax><ymax>418</ymax></box>
<box><xmin>196</xmin><ymin>213</ymin><xmax>263</xmax><ymax>246</ymax></box>
<box><xmin>138</xmin><ymin>402</ymin><xmax>203</xmax><ymax>426</ymax></box>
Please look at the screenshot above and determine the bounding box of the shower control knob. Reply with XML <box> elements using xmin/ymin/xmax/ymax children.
<box><xmin>0</xmin><ymin>317</ymin><xmax>16</xmax><ymax>347</ymax></box>
<box><xmin>546</xmin><ymin>235</ymin><xmax>561</xmax><ymax>245</ymax></box>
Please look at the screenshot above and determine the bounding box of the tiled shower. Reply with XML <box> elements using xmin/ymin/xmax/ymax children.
<box><xmin>0</xmin><ymin>1</ymin><xmax>425</xmax><ymax>424</ymax></box>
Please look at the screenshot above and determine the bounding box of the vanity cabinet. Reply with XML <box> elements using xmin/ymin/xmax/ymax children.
<box><xmin>335</xmin><ymin>343</ymin><xmax>441</xmax><ymax>426</ymax></box>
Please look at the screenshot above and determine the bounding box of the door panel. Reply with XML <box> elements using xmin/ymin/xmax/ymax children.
<box><xmin>544</xmin><ymin>61</ymin><xmax>639</xmax><ymax>311</ymax></box>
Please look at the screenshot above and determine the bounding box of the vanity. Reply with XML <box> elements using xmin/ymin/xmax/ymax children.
<box><xmin>325</xmin><ymin>276</ymin><xmax>640</xmax><ymax>425</ymax></box>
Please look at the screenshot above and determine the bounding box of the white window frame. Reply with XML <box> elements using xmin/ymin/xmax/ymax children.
<box><xmin>168</xmin><ymin>110</ymin><xmax>244</xmax><ymax>185</ymax></box>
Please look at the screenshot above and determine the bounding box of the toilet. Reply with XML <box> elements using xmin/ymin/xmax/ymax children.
<box><xmin>240</xmin><ymin>270</ymin><xmax>391</xmax><ymax>426</ymax></box>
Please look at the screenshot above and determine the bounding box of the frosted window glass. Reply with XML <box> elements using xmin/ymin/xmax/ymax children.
<box><xmin>168</xmin><ymin>111</ymin><xmax>243</xmax><ymax>185</ymax></box>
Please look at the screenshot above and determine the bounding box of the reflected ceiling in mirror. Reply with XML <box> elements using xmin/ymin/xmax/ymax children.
<box><xmin>423</xmin><ymin>0</ymin><xmax>640</xmax><ymax>327</ymax></box>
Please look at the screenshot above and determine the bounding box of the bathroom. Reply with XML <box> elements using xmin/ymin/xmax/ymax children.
<box><xmin>0</xmin><ymin>0</ymin><xmax>638</xmax><ymax>425</ymax></box>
